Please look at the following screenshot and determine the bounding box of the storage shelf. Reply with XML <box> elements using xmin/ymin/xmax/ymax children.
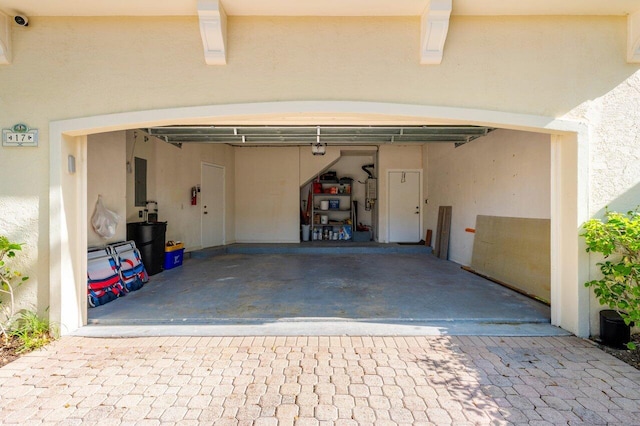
<box><xmin>310</xmin><ymin>182</ymin><xmax>353</xmax><ymax>242</ymax></box>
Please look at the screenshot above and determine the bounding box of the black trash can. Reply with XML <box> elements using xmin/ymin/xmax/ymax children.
<box><xmin>600</xmin><ymin>309</ymin><xmax>631</xmax><ymax>349</ymax></box>
<box><xmin>127</xmin><ymin>222</ymin><xmax>167</xmax><ymax>276</ymax></box>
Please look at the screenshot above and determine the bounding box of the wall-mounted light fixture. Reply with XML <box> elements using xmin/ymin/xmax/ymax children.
<box><xmin>68</xmin><ymin>155</ymin><xmax>76</xmax><ymax>174</ymax></box>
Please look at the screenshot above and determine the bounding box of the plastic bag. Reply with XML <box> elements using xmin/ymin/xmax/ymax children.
<box><xmin>91</xmin><ymin>196</ymin><xmax>120</xmax><ymax>239</ymax></box>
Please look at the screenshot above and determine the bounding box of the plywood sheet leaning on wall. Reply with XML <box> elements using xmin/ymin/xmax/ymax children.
<box><xmin>471</xmin><ymin>215</ymin><xmax>550</xmax><ymax>303</ymax></box>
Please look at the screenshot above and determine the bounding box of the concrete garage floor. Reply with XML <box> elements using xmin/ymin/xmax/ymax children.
<box><xmin>83</xmin><ymin>246</ymin><xmax>566</xmax><ymax>337</ymax></box>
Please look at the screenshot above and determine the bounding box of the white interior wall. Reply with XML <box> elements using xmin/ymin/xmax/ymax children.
<box><xmin>151</xmin><ymin>138</ymin><xmax>235</xmax><ymax>249</ymax></box>
<box><xmin>122</xmin><ymin>131</ymin><xmax>235</xmax><ymax>250</ymax></box>
<box><xmin>299</xmin><ymin>146</ymin><xmax>341</xmax><ymax>186</ymax></box>
<box><xmin>377</xmin><ymin>145</ymin><xmax>423</xmax><ymax>242</ymax></box>
<box><xmin>235</xmin><ymin>147</ymin><xmax>299</xmax><ymax>242</ymax></box>
<box><xmin>425</xmin><ymin>129</ymin><xmax>551</xmax><ymax>266</ymax></box>
<box><xmin>86</xmin><ymin>132</ymin><xmax>127</xmax><ymax>247</ymax></box>
<box><xmin>329</xmin><ymin>154</ymin><xmax>375</xmax><ymax>229</ymax></box>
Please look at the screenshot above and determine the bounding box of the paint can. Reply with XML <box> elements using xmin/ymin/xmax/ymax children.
<box><xmin>320</xmin><ymin>215</ymin><xmax>329</xmax><ymax>224</ymax></box>
<box><xmin>320</xmin><ymin>200</ymin><xmax>329</xmax><ymax>210</ymax></box>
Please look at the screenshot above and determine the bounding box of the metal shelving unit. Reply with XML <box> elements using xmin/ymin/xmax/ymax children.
<box><xmin>311</xmin><ymin>183</ymin><xmax>353</xmax><ymax>241</ymax></box>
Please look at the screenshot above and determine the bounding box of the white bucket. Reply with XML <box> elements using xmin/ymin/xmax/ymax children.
<box><xmin>320</xmin><ymin>200</ymin><xmax>329</xmax><ymax>210</ymax></box>
<box><xmin>320</xmin><ymin>215</ymin><xmax>329</xmax><ymax>224</ymax></box>
<box><xmin>301</xmin><ymin>224</ymin><xmax>311</xmax><ymax>241</ymax></box>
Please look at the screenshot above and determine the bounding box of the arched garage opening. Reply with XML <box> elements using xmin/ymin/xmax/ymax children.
<box><xmin>49</xmin><ymin>101</ymin><xmax>589</xmax><ymax>336</ymax></box>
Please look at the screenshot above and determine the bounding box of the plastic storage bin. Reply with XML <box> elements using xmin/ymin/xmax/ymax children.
<box><xmin>163</xmin><ymin>243</ymin><xmax>184</xmax><ymax>270</ymax></box>
<box><xmin>353</xmin><ymin>231</ymin><xmax>371</xmax><ymax>242</ymax></box>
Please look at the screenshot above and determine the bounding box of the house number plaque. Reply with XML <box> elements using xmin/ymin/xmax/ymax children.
<box><xmin>2</xmin><ymin>123</ymin><xmax>38</xmax><ymax>147</ymax></box>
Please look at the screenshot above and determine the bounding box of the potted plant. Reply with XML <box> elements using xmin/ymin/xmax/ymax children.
<box><xmin>581</xmin><ymin>208</ymin><xmax>640</xmax><ymax>349</ymax></box>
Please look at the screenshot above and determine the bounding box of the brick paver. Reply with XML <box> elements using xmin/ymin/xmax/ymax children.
<box><xmin>1</xmin><ymin>336</ymin><xmax>640</xmax><ymax>424</ymax></box>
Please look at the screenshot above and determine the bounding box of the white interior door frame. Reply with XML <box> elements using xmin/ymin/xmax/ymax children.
<box><xmin>387</xmin><ymin>169</ymin><xmax>423</xmax><ymax>243</ymax></box>
<box><xmin>201</xmin><ymin>162</ymin><xmax>225</xmax><ymax>248</ymax></box>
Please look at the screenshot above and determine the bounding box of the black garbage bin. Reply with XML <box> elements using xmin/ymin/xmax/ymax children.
<box><xmin>127</xmin><ymin>222</ymin><xmax>167</xmax><ymax>276</ymax></box>
<box><xmin>600</xmin><ymin>309</ymin><xmax>631</xmax><ymax>349</ymax></box>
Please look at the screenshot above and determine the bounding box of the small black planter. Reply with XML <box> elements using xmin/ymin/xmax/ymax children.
<box><xmin>600</xmin><ymin>309</ymin><xmax>631</xmax><ymax>349</ymax></box>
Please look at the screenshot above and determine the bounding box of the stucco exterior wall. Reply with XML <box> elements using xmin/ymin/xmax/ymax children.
<box><xmin>564</xmin><ymin>72</ymin><xmax>640</xmax><ymax>335</ymax></box>
<box><xmin>425</xmin><ymin>130</ymin><xmax>551</xmax><ymax>266</ymax></box>
<box><xmin>0</xmin><ymin>14</ymin><xmax>639</xmax><ymax>334</ymax></box>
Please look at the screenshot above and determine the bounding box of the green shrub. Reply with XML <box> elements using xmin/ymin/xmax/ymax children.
<box><xmin>10</xmin><ymin>310</ymin><xmax>55</xmax><ymax>354</ymax></box>
<box><xmin>0</xmin><ymin>236</ymin><xmax>28</xmax><ymax>340</ymax></box>
<box><xmin>582</xmin><ymin>208</ymin><xmax>640</xmax><ymax>349</ymax></box>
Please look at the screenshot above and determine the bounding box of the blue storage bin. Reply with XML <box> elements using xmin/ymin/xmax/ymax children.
<box><xmin>164</xmin><ymin>244</ymin><xmax>184</xmax><ymax>270</ymax></box>
<box><xmin>329</xmin><ymin>199</ymin><xmax>340</xmax><ymax>209</ymax></box>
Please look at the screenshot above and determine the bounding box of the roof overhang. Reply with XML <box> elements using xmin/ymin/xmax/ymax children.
<box><xmin>2</xmin><ymin>0</ymin><xmax>639</xmax><ymax>17</ymax></box>
<box><xmin>1</xmin><ymin>1</ymin><xmax>639</xmax><ymax>65</ymax></box>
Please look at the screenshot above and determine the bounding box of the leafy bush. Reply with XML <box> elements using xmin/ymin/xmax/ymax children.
<box><xmin>0</xmin><ymin>236</ymin><xmax>28</xmax><ymax>340</ymax></box>
<box><xmin>582</xmin><ymin>208</ymin><xmax>640</xmax><ymax>349</ymax></box>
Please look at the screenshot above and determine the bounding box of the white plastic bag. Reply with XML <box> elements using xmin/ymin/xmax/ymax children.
<box><xmin>91</xmin><ymin>196</ymin><xmax>120</xmax><ymax>239</ymax></box>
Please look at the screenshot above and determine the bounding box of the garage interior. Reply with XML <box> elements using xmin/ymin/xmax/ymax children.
<box><xmin>85</xmin><ymin>123</ymin><xmax>554</xmax><ymax>334</ymax></box>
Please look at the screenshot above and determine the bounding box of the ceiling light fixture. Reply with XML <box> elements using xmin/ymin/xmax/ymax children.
<box><xmin>312</xmin><ymin>142</ymin><xmax>326</xmax><ymax>156</ymax></box>
<box><xmin>312</xmin><ymin>126</ymin><xmax>326</xmax><ymax>155</ymax></box>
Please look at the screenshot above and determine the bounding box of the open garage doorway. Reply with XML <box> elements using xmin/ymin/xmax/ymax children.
<box><xmin>84</xmin><ymin>124</ymin><xmax>554</xmax><ymax>334</ymax></box>
<box><xmin>52</xmin><ymin>100</ymin><xmax>582</xmax><ymax>336</ymax></box>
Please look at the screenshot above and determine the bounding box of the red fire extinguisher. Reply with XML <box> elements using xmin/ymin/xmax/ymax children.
<box><xmin>191</xmin><ymin>187</ymin><xmax>197</xmax><ymax>205</ymax></box>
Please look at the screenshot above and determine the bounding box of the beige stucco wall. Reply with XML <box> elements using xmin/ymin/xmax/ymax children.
<box><xmin>0</xmin><ymin>14</ymin><xmax>639</xmax><ymax>335</ymax></box>
<box><xmin>2</xmin><ymin>16</ymin><xmax>636</xmax><ymax>126</ymax></box>
<box><xmin>425</xmin><ymin>129</ymin><xmax>551</xmax><ymax>266</ymax></box>
<box><xmin>564</xmin><ymin>72</ymin><xmax>640</xmax><ymax>335</ymax></box>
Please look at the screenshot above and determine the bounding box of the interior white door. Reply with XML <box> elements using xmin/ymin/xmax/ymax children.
<box><xmin>201</xmin><ymin>163</ymin><xmax>224</xmax><ymax>248</ymax></box>
<box><xmin>389</xmin><ymin>170</ymin><xmax>421</xmax><ymax>242</ymax></box>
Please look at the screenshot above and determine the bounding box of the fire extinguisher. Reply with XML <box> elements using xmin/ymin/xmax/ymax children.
<box><xmin>191</xmin><ymin>187</ymin><xmax>197</xmax><ymax>205</ymax></box>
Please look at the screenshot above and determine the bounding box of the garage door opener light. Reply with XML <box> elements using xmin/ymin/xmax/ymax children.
<box><xmin>312</xmin><ymin>142</ymin><xmax>326</xmax><ymax>156</ymax></box>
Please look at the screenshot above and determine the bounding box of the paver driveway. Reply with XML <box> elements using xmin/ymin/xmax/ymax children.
<box><xmin>1</xmin><ymin>335</ymin><xmax>639</xmax><ymax>425</ymax></box>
